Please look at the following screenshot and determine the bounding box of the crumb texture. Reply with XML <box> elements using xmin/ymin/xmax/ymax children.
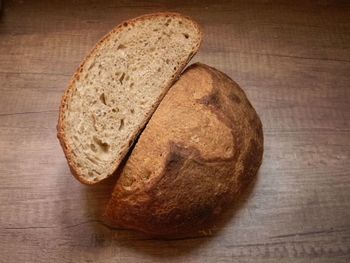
<box><xmin>58</xmin><ymin>14</ymin><xmax>201</xmax><ymax>183</ymax></box>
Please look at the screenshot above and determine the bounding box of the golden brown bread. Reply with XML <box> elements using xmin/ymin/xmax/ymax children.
<box><xmin>103</xmin><ymin>63</ymin><xmax>264</xmax><ymax>237</ymax></box>
<box><xmin>56</xmin><ymin>13</ymin><xmax>202</xmax><ymax>184</ymax></box>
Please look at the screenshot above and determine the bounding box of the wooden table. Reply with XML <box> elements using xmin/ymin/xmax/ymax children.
<box><xmin>0</xmin><ymin>1</ymin><xmax>349</xmax><ymax>262</ymax></box>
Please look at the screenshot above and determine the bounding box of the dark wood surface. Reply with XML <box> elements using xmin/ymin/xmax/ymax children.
<box><xmin>0</xmin><ymin>1</ymin><xmax>349</xmax><ymax>262</ymax></box>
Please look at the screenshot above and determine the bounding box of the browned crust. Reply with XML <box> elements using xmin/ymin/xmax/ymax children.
<box><xmin>57</xmin><ymin>12</ymin><xmax>203</xmax><ymax>185</ymax></box>
<box><xmin>104</xmin><ymin>63</ymin><xmax>264</xmax><ymax>237</ymax></box>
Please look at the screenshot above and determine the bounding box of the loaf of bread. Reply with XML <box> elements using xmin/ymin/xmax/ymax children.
<box><xmin>104</xmin><ymin>63</ymin><xmax>264</xmax><ymax>237</ymax></box>
<box><xmin>57</xmin><ymin>13</ymin><xmax>202</xmax><ymax>184</ymax></box>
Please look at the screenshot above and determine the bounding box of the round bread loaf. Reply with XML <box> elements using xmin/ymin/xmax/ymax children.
<box><xmin>104</xmin><ymin>63</ymin><xmax>263</xmax><ymax>237</ymax></box>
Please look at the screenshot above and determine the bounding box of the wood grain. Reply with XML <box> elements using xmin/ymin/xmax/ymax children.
<box><xmin>0</xmin><ymin>0</ymin><xmax>349</xmax><ymax>262</ymax></box>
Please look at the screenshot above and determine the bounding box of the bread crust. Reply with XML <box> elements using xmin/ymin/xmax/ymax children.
<box><xmin>104</xmin><ymin>63</ymin><xmax>264</xmax><ymax>237</ymax></box>
<box><xmin>57</xmin><ymin>13</ymin><xmax>203</xmax><ymax>184</ymax></box>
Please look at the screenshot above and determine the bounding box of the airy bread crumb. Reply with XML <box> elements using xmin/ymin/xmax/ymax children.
<box><xmin>57</xmin><ymin>13</ymin><xmax>202</xmax><ymax>184</ymax></box>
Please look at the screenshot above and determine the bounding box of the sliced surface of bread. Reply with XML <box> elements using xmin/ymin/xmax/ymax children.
<box><xmin>57</xmin><ymin>13</ymin><xmax>202</xmax><ymax>184</ymax></box>
<box><xmin>104</xmin><ymin>63</ymin><xmax>264</xmax><ymax>237</ymax></box>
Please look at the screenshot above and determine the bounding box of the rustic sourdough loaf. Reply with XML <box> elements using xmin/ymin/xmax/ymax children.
<box><xmin>104</xmin><ymin>63</ymin><xmax>264</xmax><ymax>237</ymax></box>
<box><xmin>57</xmin><ymin>13</ymin><xmax>202</xmax><ymax>184</ymax></box>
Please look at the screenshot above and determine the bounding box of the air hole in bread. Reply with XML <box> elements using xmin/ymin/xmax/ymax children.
<box><xmin>119</xmin><ymin>73</ymin><xmax>126</xmax><ymax>84</ymax></box>
<box><xmin>91</xmin><ymin>114</ymin><xmax>97</xmax><ymax>131</ymax></box>
<box><xmin>117</xmin><ymin>44</ymin><xmax>126</xmax><ymax>50</ymax></box>
<box><xmin>100</xmin><ymin>93</ymin><xmax>107</xmax><ymax>105</ymax></box>
<box><xmin>144</xmin><ymin>170</ymin><xmax>151</xmax><ymax>180</ymax></box>
<box><xmin>165</xmin><ymin>19</ymin><xmax>171</xmax><ymax>26</ymax></box>
<box><xmin>87</xmin><ymin>62</ymin><xmax>95</xmax><ymax>70</ymax></box>
<box><xmin>93</xmin><ymin>136</ymin><xmax>110</xmax><ymax>152</ymax></box>
<box><xmin>130</xmin><ymin>109</ymin><xmax>134</xmax><ymax>113</ymax></box>
<box><xmin>119</xmin><ymin>119</ymin><xmax>125</xmax><ymax>130</ymax></box>
<box><xmin>183</xmin><ymin>33</ymin><xmax>189</xmax><ymax>39</ymax></box>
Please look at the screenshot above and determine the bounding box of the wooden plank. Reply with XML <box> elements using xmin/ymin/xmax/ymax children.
<box><xmin>0</xmin><ymin>0</ymin><xmax>349</xmax><ymax>262</ymax></box>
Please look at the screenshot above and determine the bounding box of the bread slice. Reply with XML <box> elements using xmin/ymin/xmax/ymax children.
<box><xmin>57</xmin><ymin>13</ymin><xmax>202</xmax><ymax>184</ymax></box>
<box><xmin>103</xmin><ymin>63</ymin><xmax>263</xmax><ymax>237</ymax></box>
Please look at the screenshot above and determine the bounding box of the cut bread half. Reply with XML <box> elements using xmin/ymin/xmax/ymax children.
<box><xmin>57</xmin><ymin>13</ymin><xmax>202</xmax><ymax>184</ymax></box>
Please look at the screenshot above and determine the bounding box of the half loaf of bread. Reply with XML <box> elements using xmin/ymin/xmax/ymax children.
<box><xmin>57</xmin><ymin>13</ymin><xmax>202</xmax><ymax>184</ymax></box>
<box><xmin>104</xmin><ymin>63</ymin><xmax>264</xmax><ymax>237</ymax></box>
